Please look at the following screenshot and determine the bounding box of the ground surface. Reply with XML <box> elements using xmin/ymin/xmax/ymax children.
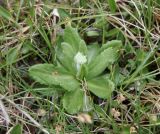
<box><xmin>0</xmin><ymin>0</ymin><xmax>160</xmax><ymax>134</ymax></box>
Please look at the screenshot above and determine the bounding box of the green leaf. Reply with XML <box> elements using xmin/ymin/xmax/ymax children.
<box><xmin>136</xmin><ymin>49</ymin><xmax>147</xmax><ymax>62</ymax></box>
<box><xmin>57</xmin><ymin>42</ymin><xmax>76</xmax><ymax>74</ymax></box>
<box><xmin>61</xmin><ymin>42</ymin><xmax>75</xmax><ymax>56</ymax></box>
<box><xmin>87</xmin><ymin>76</ymin><xmax>114</xmax><ymax>99</ymax></box>
<box><xmin>157</xmin><ymin>0</ymin><xmax>160</xmax><ymax>5</ymax></box>
<box><xmin>0</xmin><ymin>6</ymin><xmax>13</xmax><ymax>21</ymax></box>
<box><xmin>108</xmin><ymin>0</ymin><xmax>117</xmax><ymax>13</ymax></box>
<box><xmin>6</xmin><ymin>46</ymin><xmax>20</xmax><ymax>65</ymax></box>
<box><xmin>86</xmin><ymin>30</ymin><xmax>100</xmax><ymax>37</ymax></box>
<box><xmin>87</xmin><ymin>43</ymin><xmax>100</xmax><ymax>64</ymax></box>
<box><xmin>94</xmin><ymin>104</ymin><xmax>107</xmax><ymax>119</ymax></box>
<box><xmin>79</xmin><ymin>40</ymin><xmax>88</xmax><ymax>55</ymax></box>
<box><xmin>29</xmin><ymin>64</ymin><xmax>80</xmax><ymax>91</ymax></box>
<box><xmin>93</xmin><ymin>18</ymin><xmax>107</xmax><ymax>29</ymax></box>
<box><xmin>58</xmin><ymin>8</ymin><xmax>71</xmax><ymax>19</ymax></box>
<box><xmin>80</xmin><ymin>0</ymin><xmax>87</xmax><ymax>7</ymax></box>
<box><xmin>112</xmin><ymin>65</ymin><xmax>121</xmax><ymax>85</ymax></box>
<box><xmin>76</xmin><ymin>64</ymin><xmax>88</xmax><ymax>79</ymax></box>
<box><xmin>63</xmin><ymin>89</ymin><xmax>84</xmax><ymax>114</ymax></box>
<box><xmin>120</xmin><ymin>126</ymin><xmax>130</xmax><ymax>134</ymax></box>
<box><xmin>100</xmin><ymin>40</ymin><xmax>122</xmax><ymax>53</ymax></box>
<box><xmin>82</xmin><ymin>94</ymin><xmax>93</xmax><ymax>112</ymax></box>
<box><xmin>10</xmin><ymin>124</ymin><xmax>22</xmax><ymax>134</ymax></box>
<box><xmin>87</xmin><ymin>47</ymin><xmax>116</xmax><ymax>79</ymax></box>
<box><xmin>64</xmin><ymin>26</ymin><xmax>80</xmax><ymax>51</ymax></box>
<box><xmin>106</xmin><ymin>28</ymin><xmax>120</xmax><ymax>37</ymax></box>
<box><xmin>32</xmin><ymin>87</ymin><xmax>60</xmax><ymax>96</ymax></box>
<box><xmin>64</xmin><ymin>26</ymin><xmax>86</xmax><ymax>53</ymax></box>
<box><xmin>38</xmin><ymin>25</ymin><xmax>52</xmax><ymax>49</ymax></box>
<box><xmin>21</xmin><ymin>40</ymin><xmax>33</xmax><ymax>54</ymax></box>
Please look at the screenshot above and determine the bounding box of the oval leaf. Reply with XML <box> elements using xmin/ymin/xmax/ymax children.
<box><xmin>29</xmin><ymin>64</ymin><xmax>80</xmax><ymax>91</ymax></box>
<box><xmin>32</xmin><ymin>87</ymin><xmax>59</xmax><ymax>96</ymax></box>
<box><xmin>78</xmin><ymin>40</ymin><xmax>88</xmax><ymax>55</ymax></box>
<box><xmin>87</xmin><ymin>76</ymin><xmax>114</xmax><ymax>99</ymax></box>
<box><xmin>87</xmin><ymin>47</ymin><xmax>116</xmax><ymax>79</ymax></box>
<box><xmin>64</xmin><ymin>26</ymin><xmax>87</xmax><ymax>54</ymax></box>
<box><xmin>76</xmin><ymin>64</ymin><xmax>88</xmax><ymax>79</ymax></box>
<box><xmin>87</xmin><ymin>43</ymin><xmax>100</xmax><ymax>64</ymax></box>
<box><xmin>63</xmin><ymin>89</ymin><xmax>84</xmax><ymax>114</ymax></box>
<box><xmin>100</xmin><ymin>40</ymin><xmax>122</xmax><ymax>53</ymax></box>
<box><xmin>6</xmin><ymin>46</ymin><xmax>20</xmax><ymax>65</ymax></box>
<box><xmin>57</xmin><ymin>42</ymin><xmax>76</xmax><ymax>74</ymax></box>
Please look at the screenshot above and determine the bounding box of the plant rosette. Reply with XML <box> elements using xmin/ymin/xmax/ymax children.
<box><xmin>29</xmin><ymin>26</ymin><xmax>122</xmax><ymax>114</ymax></box>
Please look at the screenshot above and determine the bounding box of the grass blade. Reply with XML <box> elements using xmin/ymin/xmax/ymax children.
<box><xmin>108</xmin><ymin>0</ymin><xmax>117</xmax><ymax>13</ymax></box>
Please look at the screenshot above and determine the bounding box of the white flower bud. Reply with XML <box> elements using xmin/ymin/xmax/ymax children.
<box><xmin>74</xmin><ymin>52</ymin><xmax>87</xmax><ymax>71</ymax></box>
<box><xmin>51</xmin><ymin>8</ymin><xmax>59</xmax><ymax>17</ymax></box>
